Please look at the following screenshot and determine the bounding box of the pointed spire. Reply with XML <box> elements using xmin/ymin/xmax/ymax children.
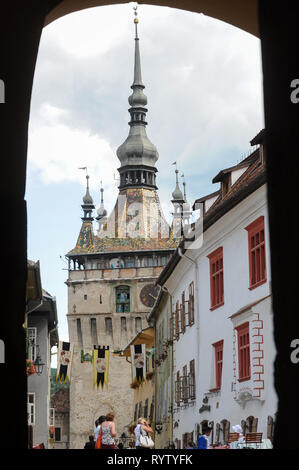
<box><xmin>171</xmin><ymin>163</ymin><xmax>184</xmax><ymax>201</ymax></box>
<box><xmin>116</xmin><ymin>5</ymin><xmax>159</xmax><ymax>188</ymax></box>
<box><xmin>128</xmin><ymin>6</ymin><xmax>147</xmax><ymax>107</ymax></box>
<box><xmin>79</xmin><ymin>167</ymin><xmax>94</xmax><ymax>221</ymax></box>
<box><xmin>132</xmin><ymin>6</ymin><xmax>144</xmax><ymax>88</ymax></box>
<box><xmin>181</xmin><ymin>173</ymin><xmax>192</xmax><ymax>222</ymax></box>
<box><xmin>96</xmin><ymin>181</ymin><xmax>108</xmax><ymax>232</ymax></box>
<box><xmin>83</xmin><ymin>174</ymin><xmax>93</xmax><ymax>205</ymax></box>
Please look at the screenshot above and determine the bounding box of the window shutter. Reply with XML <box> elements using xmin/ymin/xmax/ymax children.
<box><xmin>189</xmin><ymin>359</ymin><xmax>196</xmax><ymax>399</ymax></box>
<box><xmin>55</xmin><ymin>427</ymin><xmax>61</xmax><ymax>442</ymax></box>
<box><xmin>175</xmin><ymin>301</ymin><xmax>179</xmax><ymax>340</ymax></box>
<box><xmin>245</xmin><ymin>216</ymin><xmax>267</xmax><ymax>289</ymax></box>
<box><xmin>149</xmin><ymin>401</ymin><xmax>154</xmax><ymax>423</ymax></box>
<box><xmin>213</xmin><ymin>340</ymin><xmax>224</xmax><ymax>390</ymax></box>
<box><xmin>169</xmin><ymin>310</ymin><xmax>174</xmax><ymax>341</ymax></box>
<box><xmin>207</xmin><ymin>247</ymin><xmax>224</xmax><ymax>310</ymax></box>
<box><xmin>144</xmin><ymin>398</ymin><xmax>149</xmax><ymax>419</ymax></box>
<box><xmin>175</xmin><ymin>371</ymin><xmax>181</xmax><ymax>404</ymax></box>
<box><xmin>181</xmin><ymin>291</ymin><xmax>185</xmax><ymax>333</ymax></box>
<box><xmin>182</xmin><ymin>365</ymin><xmax>189</xmax><ymax>403</ymax></box>
<box><xmin>188</xmin><ymin>282</ymin><xmax>195</xmax><ymax>326</ymax></box>
<box><xmin>236</xmin><ymin>323</ymin><xmax>251</xmax><ymax>381</ymax></box>
<box><xmin>27</xmin><ymin>327</ymin><xmax>37</xmax><ymax>361</ymax></box>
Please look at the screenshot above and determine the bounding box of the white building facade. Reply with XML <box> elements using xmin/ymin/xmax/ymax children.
<box><xmin>157</xmin><ymin>132</ymin><xmax>278</xmax><ymax>447</ymax></box>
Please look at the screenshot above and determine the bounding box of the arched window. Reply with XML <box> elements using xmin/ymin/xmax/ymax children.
<box><xmin>116</xmin><ymin>286</ymin><xmax>130</xmax><ymax>313</ymax></box>
<box><xmin>221</xmin><ymin>419</ymin><xmax>230</xmax><ymax>445</ymax></box>
<box><xmin>267</xmin><ymin>415</ymin><xmax>275</xmax><ymax>442</ymax></box>
<box><xmin>246</xmin><ymin>416</ymin><xmax>258</xmax><ymax>433</ymax></box>
<box><xmin>135</xmin><ymin>317</ymin><xmax>142</xmax><ymax>332</ymax></box>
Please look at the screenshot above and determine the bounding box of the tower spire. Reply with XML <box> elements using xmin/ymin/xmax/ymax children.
<box><xmin>116</xmin><ymin>6</ymin><xmax>159</xmax><ymax>190</ymax></box>
<box><xmin>96</xmin><ymin>180</ymin><xmax>107</xmax><ymax>232</ymax></box>
<box><xmin>79</xmin><ymin>167</ymin><xmax>94</xmax><ymax>221</ymax></box>
<box><xmin>132</xmin><ymin>5</ymin><xmax>143</xmax><ymax>86</ymax></box>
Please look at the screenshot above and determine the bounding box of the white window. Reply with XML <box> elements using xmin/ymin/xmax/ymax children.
<box><xmin>27</xmin><ymin>393</ymin><xmax>35</xmax><ymax>426</ymax></box>
<box><xmin>49</xmin><ymin>408</ymin><xmax>55</xmax><ymax>427</ymax></box>
<box><xmin>28</xmin><ymin>327</ymin><xmax>37</xmax><ymax>361</ymax></box>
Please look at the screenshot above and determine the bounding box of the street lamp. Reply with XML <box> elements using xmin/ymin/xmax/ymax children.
<box><xmin>34</xmin><ymin>345</ymin><xmax>45</xmax><ymax>376</ymax></box>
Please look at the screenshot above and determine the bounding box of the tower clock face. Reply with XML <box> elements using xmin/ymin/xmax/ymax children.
<box><xmin>140</xmin><ymin>284</ymin><xmax>160</xmax><ymax>308</ymax></box>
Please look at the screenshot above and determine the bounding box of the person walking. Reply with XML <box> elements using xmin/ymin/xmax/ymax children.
<box><xmin>197</xmin><ymin>427</ymin><xmax>212</xmax><ymax>449</ymax></box>
<box><xmin>94</xmin><ymin>416</ymin><xmax>106</xmax><ymax>441</ymax></box>
<box><xmin>94</xmin><ymin>415</ymin><xmax>106</xmax><ymax>449</ymax></box>
<box><xmin>84</xmin><ymin>435</ymin><xmax>95</xmax><ymax>449</ymax></box>
<box><xmin>100</xmin><ymin>413</ymin><xmax>117</xmax><ymax>449</ymax></box>
<box><xmin>134</xmin><ymin>418</ymin><xmax>153</xmax><ymax>449</ymax></box>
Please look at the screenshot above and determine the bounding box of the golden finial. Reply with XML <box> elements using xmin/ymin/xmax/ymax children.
<box><xmin>133</xmin><ymin>4</ymin><xmax>138</xmax><ymax>23</ymax></box>
<box><xmin>133</xmin><ymin>4</ymin><xmax>139</xmax><ymax>36</ymax></box>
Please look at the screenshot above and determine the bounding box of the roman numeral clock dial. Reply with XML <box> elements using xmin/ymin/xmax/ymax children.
<box><xmin>140</xmin><ymin>283</ymin><xmax>160</xmax><ymax>308</ymax></box>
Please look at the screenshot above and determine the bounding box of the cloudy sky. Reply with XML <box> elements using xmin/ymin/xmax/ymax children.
<box><xmin>25</xmin><ymin>2</ymin><xmax>264</xmax><ymax>352</ymax></box>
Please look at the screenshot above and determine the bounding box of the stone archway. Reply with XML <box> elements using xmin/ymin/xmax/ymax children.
<box><xmin>44</xmin><ymin>0</ymin><xmax>259</xmax><ymax>37</ymax></box>
<box><xmin>1</xmin><ymin>0</ymin><xmax>299</xmax><ymax>449</ymax></box>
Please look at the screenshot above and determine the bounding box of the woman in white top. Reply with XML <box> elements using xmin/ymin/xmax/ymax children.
<box><xmin>94</xmin><ymin>415</ymin><xmax>106</xmax><ymax>441</ymax></box>
<box><xmin>134</xmin><ymin>418</ymin><xmax>153</xmax><ymax>449</ymax></box>
<box><xmin>100</xmin><ymin>413</ymin><xmax>117</xmax><ymax>449</ymax></box>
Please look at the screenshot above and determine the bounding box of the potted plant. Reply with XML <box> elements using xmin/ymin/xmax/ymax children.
<box><xmin>26</xmin><ymin>359</ymin><xmax>36</xmax><ymax>377</ymax></box>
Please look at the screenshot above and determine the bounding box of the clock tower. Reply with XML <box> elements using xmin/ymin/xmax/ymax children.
<box><xmin>65</xmin><ymin>10</ymin><xmax>178</xmax><ymax>448</ymax></box>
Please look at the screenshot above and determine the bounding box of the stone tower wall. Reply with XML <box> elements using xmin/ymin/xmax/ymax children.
<box><xmin>67</xmin><ymin>265</ymin><xmax>164</xmax><ymax>448</ymax></box>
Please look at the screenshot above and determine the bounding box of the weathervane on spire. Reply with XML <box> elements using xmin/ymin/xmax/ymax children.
<box><xmin>133</xmin><ymin>4</ymin><xmax>139</xmax><ymax>38</ymax></box>
<box><xmin>78</xmin><ymin>166</ymin><xmax>90</xmax><ymax>190</ymax></box>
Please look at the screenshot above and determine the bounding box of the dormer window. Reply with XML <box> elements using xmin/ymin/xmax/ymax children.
<box><xmin>222</xmin><ymin>174</ymin><xmax>231</xmax><ymax>196</ymax></box>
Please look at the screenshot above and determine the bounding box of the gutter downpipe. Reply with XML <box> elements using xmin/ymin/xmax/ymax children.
<box><xmin>162</xmin><ymin>286</ymin><xmax>174</xmax><ymax>447</ymax></box>
<box><xmin>177</xmin><ymin>247</ymin><xmax>200</xmax><ymax>431</ymax></box>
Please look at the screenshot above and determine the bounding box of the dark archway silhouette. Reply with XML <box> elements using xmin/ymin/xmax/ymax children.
<box><xmin>0</xmin><ymin>0</ymin><xmax>298</xmax><ymax>449</ymax></box>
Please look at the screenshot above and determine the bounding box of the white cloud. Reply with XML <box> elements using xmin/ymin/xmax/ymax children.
<box><xmin>43</xmin><ymin>3</ymin><xmax>172</xmax><ymax>59</ymax></box>
<box><xmin>28</xmin><ymin>117</ymin><xmax>118</xmax><ymax>190</ymax></box>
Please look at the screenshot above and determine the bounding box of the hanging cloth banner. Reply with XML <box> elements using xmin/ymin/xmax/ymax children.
<box><xmin>81</xmin><ymin>349</ymin><xmax>93</xmax><ymax>363</ymax></box>
<box><xmin>130</xmin><ymin>344</ymin><xmax>146</xmax><ymax>384</ymax></box>
<box><xmin>93</xmin><ymin>346</ymin><xmax>110</xmax><ymax>390</ymax></box>
<box><xmin>56</xmin><ymin>341</ymin><xmax>74</xmax><ymax>384</ymax></box>
<box><xmin>146</xmin><ymin>347</ymin><xmax>155</xmax><ymax>358</ymax></box>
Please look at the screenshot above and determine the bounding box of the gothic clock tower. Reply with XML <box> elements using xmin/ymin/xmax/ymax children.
<box><xmin>65</xmin><ymin>11</ymin><xmax>180</xmax><ymax>448</ymax></box>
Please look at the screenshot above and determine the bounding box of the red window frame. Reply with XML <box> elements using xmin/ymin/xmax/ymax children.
<box><xmin>207</xmin><ymin>247</ymin><xmax>224</xmax><ymax>310</ymax></box>
<box><xmin>211</xmin><ymin>340</ymin><xmax>224</xmax><ymax>391</ymax></box>
<box><xmin>245</xmin><ymin>216</ymin><xmax>267</xmax><ymax>290</ymax></box>
<box><xmin>236</xmin><ymin>322</ymin><xmax>251</xmax><ymax>382</ymax></box>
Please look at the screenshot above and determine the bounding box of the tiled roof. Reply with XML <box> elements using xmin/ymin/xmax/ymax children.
<box><xmin>205</xmin><ymin>149</ymin><xmax>265</xmax><ymax>216</ymax></box>
<box><xmin>68</xmin><ymin>187</ymin><xmax>177</xmax><ymax>256</ymax></box>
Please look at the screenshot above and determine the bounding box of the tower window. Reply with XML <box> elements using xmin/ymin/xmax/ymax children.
<box><xmin>84</xmin><ymin>294</ymin><xmax>87</xmax><ymax>300</ymax></box>
<box><xmin>135</xmin><ymin>317</ymin><xmax>142</xmax><ymax>332</ymax></box>
<box><xmin>90</xmin><ymin>318</ymin><xmax>98</xmax><ymax>346</ymax></box>
<box><xmin>116</xmin><ymin>286</ymin><xmax>130</xmax><ymax>313</ymax></box>
<box><xmin>105</xmin><ymin>317</ymin><xmax>113</xmax><ymax>336</ymax></box>
<box><xmin>77</xmin><ymin>319</ymin><xmax>83</xmax><ymax>348</ymax></box>
<box><xmin>125</xmin><ymin>258</ymin><xmax>135</xmax><ymax>268</ymax></box>
<box><xmin>121</xmin><ymin>317</ymin><xmax>127</xmax><ymax>332</ymax></box>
